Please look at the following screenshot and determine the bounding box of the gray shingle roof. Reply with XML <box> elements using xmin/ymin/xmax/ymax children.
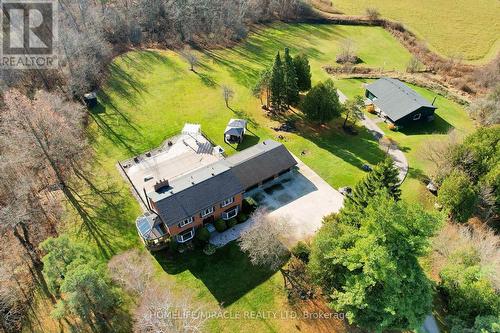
<box><xmin>149</xmin><ymin>140</ymin><xmax>297</xmax><ymax>227</ymax></box>
<box><xmin>222</xmin><ymin>140</ymin><xmax>297</xmax><ymax>190</ymax></box>
<box><xmin>150</xmin><ymin>163</ymin><xmax>244</xmax><ymax>227</ymax></box>
<box><xmin>365</xmin><ymin>78</ymin><xmax>436</xmax><ymax>122</ymax></box>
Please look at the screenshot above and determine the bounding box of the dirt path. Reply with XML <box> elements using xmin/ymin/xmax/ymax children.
<box><xmin>338</xmin><ymin>89</ymin><xmax>409</xmax><ymax>184</ymax></box>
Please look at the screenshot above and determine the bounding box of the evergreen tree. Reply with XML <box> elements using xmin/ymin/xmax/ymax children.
<box><xmin>253</xmin><ymin>67</ymin><xmax>272</xmax><ymax>107</ymax></box>
<box><xmin>293</xmin><ymin>54</ymin><xmax>312</xmax><ymax>91</ymax></box>
<box><xmin>301</xmin><ymin>79</ymin><xmax>342</xmax><ymax>123</ymax></box>
<box><xmin>56</xmin><ymin>261</ymin><xmax>120</xmax><ymax>329</ymax></box>
<box><xmin>41</xmin><ymin>235</ymin><xmax>94</xmax><ymax>293</ymax></box>
<box><xmin>341</xmin><ymin>157</ymin><xmax>401</xmax><ymax>224</ymax></box>
<box><xmin>270</xmin><ymin>52</ymin><xmax>285</xmax><ymax>111</ymax></box>
<box><xmin>309</xmin><ymin>193</ymin><xmax>441</xmax><ymax>332</ymax></box>
<box><xmin>283</xmin><ymin>48</ymin><xmax>300</xmax><ymax>106</ymax></box>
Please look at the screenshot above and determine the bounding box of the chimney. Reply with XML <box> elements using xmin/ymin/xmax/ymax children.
<box><xmin>431</xmin><ymin>96</ymin><xmax>437</xmax><ymax>106</ymax></box>
<box><xmin>154</xmin><ymin>179</ymin><xmax>170</xmax><ymax>192</ymax></box>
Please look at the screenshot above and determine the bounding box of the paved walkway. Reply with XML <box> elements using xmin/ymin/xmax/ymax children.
<box><xmin>337</xmin><ymin>89</ymin><xmax>409</xmax><ymax>184</ymax></box>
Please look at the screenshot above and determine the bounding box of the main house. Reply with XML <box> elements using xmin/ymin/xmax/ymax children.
<box><xmin>135</xmin><ymin>139</ymin><xmax>297</xmax><ymax>251</ymax></box>
<box><xmin>365</xmin><ymin>78</ymin><xmax>437</xmax><ymax>126</ymax></box>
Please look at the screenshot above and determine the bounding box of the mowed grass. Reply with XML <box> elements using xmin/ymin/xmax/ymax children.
<box><xmin>332</xmin><ymin>0</ymin><xmax>500</xmax><ymax>62</ymax></box>
<box><xmin>79</xmin><ymin>23</ymin><xmax>415</xmax><ymax>332</ymax></box>
<box><xmin>335</xmin><ymin>78</ymin><xmax>475</xmax><ymax>208</ymax></box>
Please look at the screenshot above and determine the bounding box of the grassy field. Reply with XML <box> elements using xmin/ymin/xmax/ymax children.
<box><xmin>332</xmin><ymin>0</ymin><xmax>500</xmax><ymax>63</ymax></box>
<box><xmin>335</xmin><ymin>78</ymin><xmax>475</xmax><ymax>208</ymax></box>
<box><xmin>64</xmin><ymin>22</ymin><xmax>417</xmax><ymax>332</ymax></box>
<box><xmin>45</xmin><ymin>22</ymin><xmax>472</xmax><ymax>333</ymax></box>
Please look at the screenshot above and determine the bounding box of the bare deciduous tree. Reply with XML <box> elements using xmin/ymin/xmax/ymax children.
<box><xmin>379</xmin><ymin>136</ymin><xmax>398</xmax><ymax>154</ymax></box>
<box><xmin>180</xmin><ymin>47</ymin><xmax>199</xmax><ymax>72</ymax></box>
<box><xmin>365</xmin><ymin>7</ymin><xmax>381</xmax><ymax>20</ymax></box>
<box><xmin>432</xmin><ymin>223</ymin><xmax>500</xmax><ymax>290</ymax></box>
<box><xmin>418</xmin><ymin>130</ymin><xmax>461</xmax><ymax>183</ymax></box>
<box><xmin>133</xmin><ymin>282</ymin><xmax>206</xmax><ymax>333</ymax></box>
<box><xmin>336</xmin><ymin>39</ymin><xmax>358</xmax><ymax>64</ymax></box>
<box><xmin>406</xmin><ymin>56</ymin><xmax>422</xmax><ymax>73</ymax></box>
<box><xmin>108</xmin><ymin>249</ymin><xmax>154</xmax><ymax>296</ymax></box>
<box><xmin>222</xmin><ymin>85</ymin><xmax>235</xmax><ymax>108</ymax></box>
<box><xmin>468</xmin><ymin>85</ymin><xmax>500</xmax><ymax>126</ymax></box>
<box><xmin>238</xmin><ymin>209</ymin><xmax>290</xmax><ymax>271</ymax></box>
<box><xmin>1</xmin><ymin>89</ymin><xmax>115</xmax><ymax>255</ymax></box>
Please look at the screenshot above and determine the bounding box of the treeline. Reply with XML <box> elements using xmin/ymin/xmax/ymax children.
<box><xmin>308</xmin><ymin>158</ymin><xmax>440</xmax><ymax>331</ymax></box>
<box><xmin>254</xmin><ymin>48</ymin><xmax>351</xmax><ymax>124</ymax></box>
<box><xmin>420</xmin><ymin>125</ymin><xmax>500</xmax><ymax>332</ymax></box>
<box><xmin>0</xmin><ymin>0</ymin><xmax>311</xmax><ymax>97</ymax></box>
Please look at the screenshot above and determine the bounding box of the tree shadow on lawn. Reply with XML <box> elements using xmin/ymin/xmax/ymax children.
<box><xmin>106</xmin><ymin>62</ymin><xmax>147</xmax><ymax>106</ymax></box>
<box><xmin>298</xmin><ymin>119</ymin><xmax>385</xmax><ymax>171</ymax></box>
<box><xmin>88</xmin><ymin>104</ymin><xmax>143</xmax><ymax>156</ymax></box>
<box><xmin>197</xmin><ymin>72</ymin><xmax>218</xmax><ymax>88</ymax></box>
<box><xmin>154</xmin><ymin>242</ymin><xmax>276</xmax><ymax>307</ymax></box>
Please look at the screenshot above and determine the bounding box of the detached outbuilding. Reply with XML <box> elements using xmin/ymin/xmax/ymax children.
<box><xmin>365</xmin><ymin>78</ymin><xmax>437</xmax><ymax>126</ymax></box>
<box><xmin>224</xmin><ymin>119</ymin><xmax>247</xmax><ymax>144</ymax></box>
<box><xmin>83</xmin><ymin>92</ymin><xmax>98</xmax><ymax>108</ymax></box>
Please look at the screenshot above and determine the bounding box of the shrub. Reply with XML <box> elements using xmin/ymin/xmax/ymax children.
<box><xmin>214</xmin><ymin>219</ymin><xmax>227</xmax><ymax>232</ymax></box>
<box><xmin>365</xmin><ymin>7</ymin><xmax>380</xmax><ymax>20</ymax></box>
<box><xmin>168</xmin><ymin>238</ymin><xmax>179</xmax><ymax>252</ymax></box>
<box><xmin>203</xmin><ymin>243</ymin><xmax>217</xmax><ymax>256</ymax></box>
<box><xmin>226</xmin><ymin>218</ymin><xmax>238</xmax><ymax>228</ymax></box>
<box><xmin>291</xmin><ymin>241</ymin><xmax>310</xmax><ymax>263</ymax></box>
<box><xmin>388</xmin><ymin>123</ymin><xmax>398</xmax><ymax>131</ymax></box>
<box><xmin>336</xmin><ymin>39</ymin><xmax>359</xmax><ymax>64</ymax></box>
<box><xmin>242</xmin><ymin>198</ymin><xmax>258</xmax><ymax>214</ymax></box>
<box><xmin>196</xmin><ymin>227</ymin><xmax>210</xmax><ymax>242</ymax></box>
<box><xmin>438</xmin><ymin>170</ymin><xmax>478</xmax><ymax>222</ymax></box>
<box><xmin>439</xmin><ymin>249</ymin><xmax>500</xmax><ymax>327</ymax></box>
<box><xmin>301</xmin><ymin>79</ymin><xmax>342</xmax><ymax>123</ymax></box>
<box><xmin>366</xmin><ymin>104</ymin><xmax>376</xmax><ymax>113</ymax></box>
<box><xmin>237</xmin><ymin>213</ymin><xmax>248</xmax><ymax>223</ymax></box>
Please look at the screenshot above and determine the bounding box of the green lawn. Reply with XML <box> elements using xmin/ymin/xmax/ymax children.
<box><xmin>335</xmin><ymin>78</ymin><xmax>475</xmax><ymax>207</ymax></box>
<box><xmin>332</xmin><ymin>0</ymin><xmax>500</xmax><ymax>63</ymax></box>
<box><xmin>77</xmin><ymin>22</ymin><xmax>417</xmax><ymax>332</ymax></box>
<box><xmin>154</xmin><ymin>243</ymin><xmax>301</xmax><ymax>333</ymax></box>
<box><xmin>91</xmin><ymin>23</ymin><xmax>412</xmax><ymax>190</ymax></box>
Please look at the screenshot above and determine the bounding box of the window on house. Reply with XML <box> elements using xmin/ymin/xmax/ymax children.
<box><xmin>176</xmin><ymin>229</ymin><xmax>195</xmax><ymax>243</ymax></box>
<box><xmin>200</xmin><ymin>207</ymin><xmax>215</xmax><ymax>218</ymax></box>
<box><xmin>222</xmin><ymin>206</ymin><xmax>239</xmax><ymax>220</ymax></box>
<box><xmin>221</xmin><ymin>197</ymin><xmax>234</xmax><ymax>208</ymax></box>
<box><xmin>178</xmin><ymin>216</ymin><xmax>194</xmax><ymax>228</ymax></box>
<box><xmin>413</xmin><ymin>113</ymin><xmax>422</xmax><ymax>121</ymax></box>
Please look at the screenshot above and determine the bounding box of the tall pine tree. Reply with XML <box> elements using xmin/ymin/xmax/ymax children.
<box><xmin>293</xmin><ymin>54</ymin><xmax>312</xmax><ymax>91</ymax></box>
<box><xmin>341</xmin><ymin>157</ymin><xmax>401</xmax><ymax>225</ymax></box>
<box><xmin>283</xmin><ymin>48</ymin><xmax>300</xmax><ymax>106</ymax></box>
<box><xmin>270</xmin><ymin>52</ymin><xmax>285</xmax><ymax>111</ymax></box>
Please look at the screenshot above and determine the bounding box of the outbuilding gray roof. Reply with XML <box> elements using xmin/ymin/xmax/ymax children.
<box><xmin>365</xmin><ymin>78</ymin><xmax>436</xmax><ymax>122</ymax></box>
<box><xmin>222</xmin><ymin>140</ymin><xmax>297</xmax><ymax>190</ymax></box>
<box><xmin>149</xmin><ymin>140</ymin><xmax>297</xmax><ymax>227</ymax></box>
<box><xmin>224</xmin><ymin>119</ymin><xmax>247</xmax><ymax>136</ymax></box>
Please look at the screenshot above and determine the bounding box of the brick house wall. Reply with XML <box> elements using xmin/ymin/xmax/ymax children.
<box><xmin>163</xmin><ymin>193</ymin><xmax>243</xmax><ymax>236</ymax></box>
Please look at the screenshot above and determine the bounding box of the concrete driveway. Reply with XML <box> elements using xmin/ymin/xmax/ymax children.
<box><xmin>210</xmin><ymin>156</ymin><xmax>344</xmax><ymax>246</ymax></box>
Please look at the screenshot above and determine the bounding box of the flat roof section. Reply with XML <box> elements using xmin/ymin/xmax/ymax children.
<box><xmin>122</xmin><ymin>133</ymin><xmax>223</xmax><ymax>205</ymax></box>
